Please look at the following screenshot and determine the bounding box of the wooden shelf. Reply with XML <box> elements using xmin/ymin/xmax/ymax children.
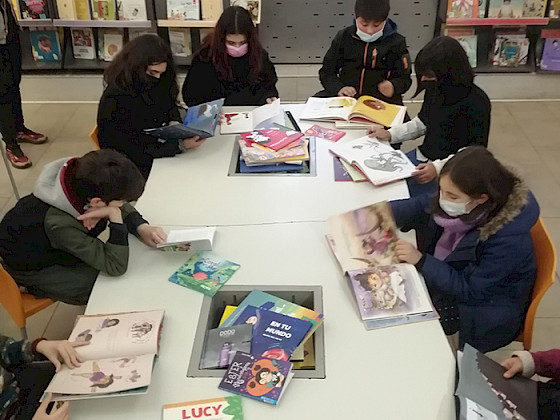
<box><xmin>447</xmin><ymin>17</ymin><xmax>549</xmax><ymax>26</ymax></box>
<box><xmin>157</xmin><ymin>19</ymin><xmax>216</xmax><ymax>28</ymax></box>
<box><xmin>53</xmin><ymin>19</ymin><xmax>152</xmax><ymax>28</ymax></box>
<box><xmin>474</xmin><ymin>63</ymin><xmax>534</xmax><ymax>73</ymax></box>
<box><xmin>17</xmin><ymin>19</ymin><xmax>54</xmax><ymax>27</ymax></box>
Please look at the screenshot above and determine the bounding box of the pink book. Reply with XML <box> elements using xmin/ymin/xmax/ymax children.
<box><xmin>305</xmin><ymin>124</ymin><xmax>346</xmax><ymax>142</ymax></box>
<box><xmin>240</xmin><ymin>128</ymin><xmax>304</xmax><ymax>152</ymax></box>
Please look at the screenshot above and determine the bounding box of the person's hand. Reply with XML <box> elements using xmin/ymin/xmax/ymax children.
<box><xmin>181</xmin><ymin>136</ymin><xmax>204</xmax><ymax>150</ymax></box>
<box><xmin>218</xmin><ymin>109</ymin><xmax>225</xmax><ymax>125</ymax></box>
<box><xmin>36</xmin><ymin>340</ymin><xmax>87</xmax><ymax>372</ymax></box>
<box><xmin>266</xmin><ymin>97</ymin><xmax>278</xmax><ymax>104</ymax></box>
<box><xmin>413</xmin><ymin>163</ymin><xmax>437</xmax><ymax>184</ymax></box>
<box><xmin>136</xmin><ymin>224</ymin><xmax>167</xmax><ymax>248</ymax></box>
<box><xmin>367</xmin><ymin>125</ymin><xmax>391</xmax><ymax>141</ymax></box>
<box><xmin>501</xmin><ymin>356</ymin><xmax>524</xmax><ymax>379</ymax></box>
<box><xmin>337</xmin><ymin>86</ymin><xmax>357</xmax><ymax>97</ymax></box>
<box><xmin>32</xmin><ymin>394</ymin><xmax>70</xmax><ymax>420</ymax></box>
<box><xmin>395</xmin><ymin>239</ymin><xmax>422</xmax><ymax>265</ymax></box>
<box><xmin>77</xmin><ymin>206</ymin><xmax>122</xmax><ymax>227</ymax></box>
<box><xmin>168</xmin><ymin>120</ymin><xmax>181</xmax><ymax>126</ymax></box>
<box><xmin>378</xmin><ymin>80</ymin><xmax>395</xmax><ymax>98</ymax></box>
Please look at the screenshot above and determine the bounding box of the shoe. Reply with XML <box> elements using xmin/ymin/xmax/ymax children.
<box><xmin>17</xmin><ymin>128</ymin><xmax>48</xmax><ymax>144</ymax></box>
<box><xmin>6</xmin><ymin>147</ymin><xmax>32</xmax><ymax>169</ymax></box>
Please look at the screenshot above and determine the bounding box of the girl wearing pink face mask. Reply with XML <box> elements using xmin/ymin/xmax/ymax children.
<box><xmin>182</xmin><ymin>6</ymin><xmax>279</xmax><ymax>107</ymax></box>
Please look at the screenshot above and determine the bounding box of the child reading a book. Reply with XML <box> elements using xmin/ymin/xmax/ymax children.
<box><xmin>317</xmin><ymin>0</ymin><xmax>412</xmax><ymax>106</ymax></box>
<box><xmin>97</xmin><ymin>34</ymin><xmax>204</xmax><ymax>179</ymax></box>
<box><xmin>0</xmin><ymin>335</ymin><xmax>84</xmax><ymax>419</ymax></box>
<box><xmin>0</xmin><ymin>149</ymin><xmax>167</xmax><ymax>305</ymax></box>
<box><xmin>502</xmin><ymin>349</ymin><xmax>560</xmax><ymax>419</ymax></box>
<box><xmin>368</xmin><ymin>36</ymin><xmax>491</xmax><ymax>196</ymax></box>
<box><xmin>182</xmin><ymin>6</ymin><xmax>279</xmax><ymax>107</ymax></box>
<box><xmin>389</xmin><ymin>147</ymin><xmax>538</xmax><ymax>352</ymax></box>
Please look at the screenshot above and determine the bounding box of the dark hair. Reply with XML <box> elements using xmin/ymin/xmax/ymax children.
<box><xmin>103</xmin><ymin>34</ymin><xmax>179</xmax><ymax>101</ymax></box>
<box><xmin>413</xmin><ymin>36</ymin><xmax>474</xmax><ymax>97</ymax></box>
<box><xmin>73</xmin><ymin>150</ymin><xmax>145</xmax><ymax>203</ymax></box>
<box><xmin>355</xmin><ymin>0</ymin><xmax>390</xmax><ymax>22</ymax></box>
<box><xmin>203</xmin><ymin>6</ymin><xmax>263</xmax><ymax>81</ymax></box>
<box><xmin>436</xmin><ymin>147</ymin><xmax>518</xmax><ymax>224</ymax></box>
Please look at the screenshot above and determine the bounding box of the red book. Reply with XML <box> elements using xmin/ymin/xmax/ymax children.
<box><xmin>240</xmin><ymin>128</ymin><xmax>304</xmax><ymax>152</ymax></box>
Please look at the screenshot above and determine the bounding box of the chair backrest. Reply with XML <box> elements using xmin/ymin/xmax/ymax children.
<box><xmin>522</xmin><ymin>217</ymin><xmax>557</xmax><ymax>350</ymax></box>
<box><xmin>89</xmin><ymin>125</ymin><xmax>100</xmax><ymax>150</ymax></box>
<box><xmin>0</xmin><ymin>265</ymin><xmax>26</xmax><ymax>329</ymax></box>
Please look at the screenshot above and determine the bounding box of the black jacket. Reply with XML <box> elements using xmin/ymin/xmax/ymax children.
<box><xmin>97</xmin><ymin>81</ymin><xmax>182</xmax><ymax>179</ymax></box>
<box><xmin>0</xmin><ymin>0</ymin><xmax>20</xmax><ymax>99</ymax></box>
<box><xmin>418</xmin><ymin>83</ymin><xmax>491</xmax><ymax>160</ymax></box>
<box><xmin>182</xmin><ymin>46</ymin><xmax>279</xmax><ymax>107</ymax></box>
<box><xmin>318</xmin><ymin>20</ymin><xmax>412</xmax><ymax>105</ymax></box>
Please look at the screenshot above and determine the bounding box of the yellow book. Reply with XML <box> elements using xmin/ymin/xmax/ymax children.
<box><xmin>57</xmin><ymin>0</ymin><xmax>77</xmax><ymax>19</ymax></box>
<box><xmin>218</xmin><ymin>305</ymin><xmax>237</xmax><ymax>326</ymax></box>
<box><xmin>10</xmin><ymin>0</ymin><xmax>19</xmax><ymax>18</ymax></box>
<box><xmin>74</xmin><ymin>0</ymin><xmax>90</xmax><ymax>19</ymax></box>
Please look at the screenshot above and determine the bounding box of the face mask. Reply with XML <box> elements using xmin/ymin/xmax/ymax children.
<box><xmin>439</xmin><ymin>193</ymin><xmax>475</xmax><ymax>217</ymax></box>
<box><xmin>226</xmin><ymin>43</ymin><xmax>248</xmax><ymax>57</ymax></box>
<box><xmin>421</xmin><ymin>80</ymin><xmax>437</xmax><ymax>90</ymax></box>
<box><xmin>356</xmin><ymin>20</ymin><xmax>385</xmax><ymax>43</ymax></box>
<box><xmin>143</xmin><ymin>74</ymin><xmax>160</xmax><ymax>89</ymax></box>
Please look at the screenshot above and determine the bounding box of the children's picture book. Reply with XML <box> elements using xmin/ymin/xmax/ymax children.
<box><xmin>200</xmin><ymin>324</ymin><xmax>252</xmax><ymax>369</ymax></box>
<box><xmin>305</xmin><ymin>124</ymin><xmax>345</xmax><ymax>142</ymax></box>
<box><xmin>453</xmin><ymin>35</ymin><xmax>478</xmax><ymax>68</ymax></box>
<box><xmin>74</xmin><ymin>0</ymin><xmax>91</xmax><ymax>19</ymax></box>
<box><xmin>238</xmin><ymin>138</ymin><xmax>309</xmax><ymax>166</ymax></box>
<box><xmin>493</xmin><ymin>34</ymin><xmax>529</xmax><ymax>66</ymax></box>
<box><xmin>167</xmin><ymin>0</ymin><xmax>199</xmax><ymax>19</ymax></box>
<box><xmin>240</xmin><ymin>128</ymin><xmax>304</xmax><ymax>152</ymax></box>
<box><xmin>144</xmin><ymin>98</ymin><xmax>224</xmax><ymax>140</ymax></box>
<box><xmin>220</xmin><ymin>290</ymin><xmax>324</xmax><ymax>357</ymax></box>
<box><xmin>340</xmin><ymin>157</ymin><xmax>367</xmax><ymax>182</ymax></box>
<box><xmin>550</xmin><ymin>0</ymin><xmax>560</xmax><ymax>17</ymax></box>
<box><xmin>169</xmin><ymin>251</ymin><xmax>241</xmax><ymax>297</ymax></box>
<box><xmin>30</xmin><ymin>30</ymin><xmax>61</xmax><ymax>62</ymax></box>
<box><xmin>45</xmin><ymin>310</ymin><xmax>164</xmax><ymax>401</ymax></box>
<box><xmin>220</xmin><ymin>100</ymin><xmax>283</xmax><ymax>135</ymax></box>
<box><xmin>239</xmin><ymin>157</ymin><xmax>304</xmax><ymax>173</ymax></box>
<box><xmin>488</xmin><ymin>0</ymin><xmax>523</xmax><ymax>17</ymax></box>
<box><xmin>168</xmin><ymin>28</ymin><xmax>192</xmax><ymax>57</ymax></box>
<box><xmin>300</xmin><ymin>96</ymin><xmax>407</xmax><ymax>128</ymax></box>
<box><xmin>218</xmin><ymin>352</ymin><xmax>293</xmax><ymax>405</ymax></box>
<box><xmin>540</xmin><ymin>38</ymin><xmax>560</xmax><ymax>71</ymax></box>
<box><xmin>71</xmin><ymin>28</ymin><xmax>95</xmax><ymax>60</ymax></box>
<box><xmin>522</xmin><ymin>0</ymin><xmax>546</xmax><ymax>16</ymax></box>
<box><xmin>157</xmin><ymin>227</ymin><xmax>216</xmax><ymax>251</ymax></box>
<box><xmin>347</xmin><ymin>264</ymin><xmax>434</xmax><ymax>322</ymax></box>
<box><xmin>90</xmin><ymin>0</ymin><xmax>116</xmax><ymax>19</ymax></box>
<box><xmin>102</xmin><ymin>31</ymin><xmax>123</xmax><ymax>61</ymax></box>
<box><xmin>479</xmin><ymin>0</ymin><xmax>488</xmax><ymax>16</ymax></box>
<box><xmin>116</xmin><ymin>0</ymin><xmax>146</xmax><ymax>20</ymax></box>
<box><xmin>219</xmin><ymin>305</ymin><xmax>238</xmax><ymax>326</ymax></box>
<box><xmin>328</xmin><ymin>136</ymin><xmax>416</xmax><ymax>186</ymax></box>
<box><xmin>163</xmin><ymin>396</ymin><xmax>244</xmax><ymax>420</ymax></box>
<box><xmin>447</xmin><ymin>0</ymin><xmax>478</xmax><ymax>18</ymax></box>
<box><xmin>232</xmin><ymin>306</ymin><xmax>312</xmax><ymax>361</ymax></box>
<box><xmin>327</xmin><ymin>201</ymin><xmax>399</xmax><ymax>273</ymax></box>
<box><xmin>333</xmin><ymin>156</ymin><xmax>352</xmax><ymax>181</ymax></box>
<box><xmin>56</xmin><ymin>0</ymin><xmax>77</xmax><ymax>19</ymax></box>
<box><xmin>230</xmin><ymin>0</ymin><xmax>260</xmax><ymax>24</ymax></box>
<box><xmin>456</xmin><ymin>344</ymin><xmax>538</xmax><ymax>420</ymax></box>
<box><xmin>19</xmin><ymin>0</ymin><xmax>50</xmax><ymax>18</ymax></box>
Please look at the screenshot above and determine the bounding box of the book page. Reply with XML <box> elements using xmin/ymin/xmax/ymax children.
<box><xmin>184</xmin><ymin>98</ymin><xmax>224</xmax><ymax>136</ymax></box>
<box><xmin>162</xmin><ymin>227</ymin><xmax>216</xmax><ymax>246</ymax></box>
<box><xmin>350</xmin><ymin>96</ymin><xmax>404</xmax><ymax>127</ymax></box>
<box><xmin>300</xmin><ymin>97</ymin><xmax>356</xmax><ymax>121</ymax></box>
<box><xmin>68</xmin><ymin>310</ymin><xmax>164</xmax><ymax>360</ymax></box>
<box><xmin>252</xmin><ymin>99</ymin><xmax>282</xmax><ymax>128</ymax></box>
<box><xmin>46</xmin><ymin>353</ymin><xmax>154</xmax><ymax>396</ymax></box>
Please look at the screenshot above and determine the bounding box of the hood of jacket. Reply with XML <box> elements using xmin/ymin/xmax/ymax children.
<box><xmin>33</xmin><ymin>157</ymin><xmax>81</xmax><ymax>217</ymax></box>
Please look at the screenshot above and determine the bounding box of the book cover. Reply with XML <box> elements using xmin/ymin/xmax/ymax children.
<box><xmin>57</xmin><ymin>0</ymin><xmax>77</xmax><ymax>19</ymax></box>
<box><xmin>238</xmin><ymin>138</ymin><xmax>308</xmax><ymax>166</ymax></box>
<box><xmin>488</xmin><ymin>0</ymin><xmax>523</xmax><ymax>17</ymax></box>
<box><xmin>347</xmin><ymin>264</ymin><xmax>434</xmax><ymax>322</ymax></box>
<box><xmin>116</xmin><ymin>0</ymin><xmax>146</xmax><ymax>20</ymax></box>
<box><xmin>218</xmin><ymin>352</ymin><xmax>292</xmax><ymax>405</ymax></box>
<box><xmin>498</xmin><ymin>37</ymin><xmax>529</xmax><ymax>66</ymax></box>
<box><xmin>169</xmin><ymin>28</ymin><xmax>192</xmax><ymax>57</ymax></box>
<box><xmin>219</xmin><ymin>305</ymin><xmax>238</xmax><ymax>326</ymax></box>
<box><xmin>11</xmin><ymin>0</ymin><xmax>19</xmax><ymax>18</ymax></box>
<box><xmin>339</xmin><ymin>158</ymin><xmax>367</xmax><ymax>182</ymax></box>
<box><xmin>333</xmin><ymin>156</ymin><xmax>353</xmax><ymax>181</ymax></box>
<box><xmin>201</xmin><ymin>0</ymin><xmax>222</xmax><ymax>20</ymax></box>
<box><xmin>163</xmin><ymin>396</ymin><xmax>244</xmax><ymax>420</ymax></box>
<box><xmin>241</xmin><ymin>128</ymin><xmax>304</xmax><ymax>152</ymax></box>
<box><xmin>551</xmin><ymin>0</ymin><xmax>560</xmax><ymax>17</ymax></box>
<box><xmin>478</xmin><ymin>0</ymin><xmax>487</xmax><ymax>16</ymax></box>
<box><xmin>30</xmin><ymin>30</ymin><xmax>61</xmax><ymax>62</ymax></box>
<box><xmin>232</xmin><ymin>306</ymin><xmax>312</xmax><ymax>361</ymax></box>
<box><xmin>456</xmin><ymin>344</ymin><xmax>538</xmax><ymax>420</ymax></box>
<box><xmin>167</xmin><ymin>0</ymin><xmax>199</xmax><ymax>19</ymax></box>
<box><xmin>103</xmin><ymin>31</ymin><xmax>123</xmax><ymax>61</ymax></box>
<box><xmin>91</xmin><ymin>0</ymin><xmax>116</xmax><ymax>19</ymax></box>
<box><xmin>541</xmin><ymin>38</ymin><xmax>560</xmax><ymax>71</ymax></box>
<box><xmin>522</xmin><ymin>0</ymin><xmax>546</xmax><ymax>16</ymax></box>
<box><xmin>305</xmin><ymin>124</ymin><xmax>345</xmax><ymax>142</ymax></box>
<box><xmin>19</xmin><ymin>0</ymin><xmax>50</xmax><ymax>18</ymax></box>
<box><xmin>71</xmin><ymin>28</ymin><xmax>95</xmax><ymax>60</ymax></box>
<box><xmin>447</xmin><ymin>0</ymin><xmax>477</xmax><ymax>18</ymax></box>
<box><xmin>239</xmin><ymin>157</ymin><xmax>304</xmax><ymax>173</ymax></box>
<box><xmin>229</xmin><ymin>0</ymin><xmax>260</xmax><ymax>24</ymax></box>
<box><xmin>74</xmin><ymin>0</ymin><xmax>91</xmax><ymax>19</ymax></box>
<box><xmin>156</xmin><ymin>227</ymin><xmax>216</xmax><ymax>251</ymax></box>
<box><xmin>327</xmin><ymin>201</ymin><xmax>399</xmax><ymax>273</ymax></box>
<box><xmin>169</xmin><ymin>251</ymin><xmax>241</xmax><ymax>297</ymax></box>
<box><xmin>453</xmin><ymin>35</ymin><xmax>477</xmax><ymax>68</ymax></box>
<box><xmin>200</xmin><ymin>324</ymin><xmax>252</xmax><ymax>369</ymax></box>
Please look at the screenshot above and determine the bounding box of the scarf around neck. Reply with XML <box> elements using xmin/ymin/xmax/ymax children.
<box><xmin>433</xmin><ymin>213</ymin><xmax>478</xmax><ymax>261</ymax></box>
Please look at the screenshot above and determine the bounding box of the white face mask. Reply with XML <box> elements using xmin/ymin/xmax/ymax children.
<box><xmin>356</xmin><ymin>21</ymin><xmax>385</xmax><ymax>43</ymax></box>
<box><xmin>439</xmin><ymin>193</ymin><xmax>474</xmax><ymax>217</ymax></box>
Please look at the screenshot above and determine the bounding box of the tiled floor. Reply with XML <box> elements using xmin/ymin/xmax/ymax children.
<box><xmin>1</xmin><ymin>100</ymin><xmax>560</xmax><ymax>363</ymax></box>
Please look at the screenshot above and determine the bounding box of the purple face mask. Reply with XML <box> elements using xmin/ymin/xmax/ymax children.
<box><xmin>226</xmin><ymin>43</ymin><xmax>248</xmax><ymax>57</ymax></box>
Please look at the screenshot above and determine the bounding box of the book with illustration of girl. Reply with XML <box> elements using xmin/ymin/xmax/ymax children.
<box><xmin>44</xmin><ymin>310</ymin><xmax>164</xmax><ymax>401</ymax></box>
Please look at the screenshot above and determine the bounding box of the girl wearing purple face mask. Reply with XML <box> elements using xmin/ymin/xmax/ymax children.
<box><xmin>182</xmin><ymin>6</ymin><xmax>279</xmax><ymax>107</ymax></box>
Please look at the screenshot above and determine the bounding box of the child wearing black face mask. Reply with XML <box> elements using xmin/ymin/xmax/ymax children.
<box><xmin>368</xmin><ymin>36</ymin><xmax>491</xmax><ymax>196</ymax></box>
<box><xmin>97</xmin><ymin>34</ymin><xmax>204</xmax><ymax>179</ymax></box>
<box><xmin>182</xmin><ymin>6</ymin><xmax>278</xmax><ymax>107</ymax></box>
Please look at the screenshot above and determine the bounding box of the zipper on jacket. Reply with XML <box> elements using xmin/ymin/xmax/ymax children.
<box><xmin>359</xmin><ymin>43</ymin><xmax>368</xmax><ymax>96</ymax></box>
<box><xmin>371</xmin><ymin>48</ymin><xmax>377</xmax><ymax>69</ymax></box>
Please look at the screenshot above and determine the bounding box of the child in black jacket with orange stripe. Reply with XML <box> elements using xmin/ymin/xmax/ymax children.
<box><xmin>317</xmin><ymin>0</ymin><xmax>412</xmax><ymax>105</ymax></box>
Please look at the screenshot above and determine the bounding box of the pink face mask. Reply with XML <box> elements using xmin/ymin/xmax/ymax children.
<box><xmin>226</xmin><ymin>43</ymin><xmax>249</xmax><ymax>57</ymax></box>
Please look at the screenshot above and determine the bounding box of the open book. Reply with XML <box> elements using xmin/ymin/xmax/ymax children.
<box><xmin>143</xmin><ymin>98</ymin><xmax>224</xmax><ymax>140</ymax></box>
<box><xmin>329</xmin><ymin>136</ymin><xmax>416</xmax><ymax>186</ymax></box>
<box><xmin>45</xmin><ymin>310</ymin><xmax>164</xmax><ymax>401</ymax></box>
<box><xmin>220</xmin><ymin>100</ymin><xmax>283</xmax><ymax>135</ymax></box>
<box><xmin>300</xmin><ymin>96</ymin><xmax>406</xmax><ymax>128</ymax></box>
<box><xmin>157</xmin><ymin>227</ymin><xmax>216</xmax><ymax>251</ymax></box>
